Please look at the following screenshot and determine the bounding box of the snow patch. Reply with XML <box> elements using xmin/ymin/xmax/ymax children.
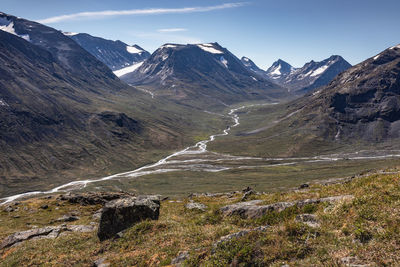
<box><xmin>251</xmin><ymin>76</ymin><xmax>258</xmax><ymax>81</ymax></box>
<box><xmin>197</xmin><ymin>44</ymin><xmax>223</xmax><ymax>54</ymax></box>
<box><xmin>0</xmin><ymin>18</ymin><xmax>30</xmax><ymax>41</ymax></box>
<box><xmin>113</xmin><ymin>61</ymin><xmax>144</xmax><ymax>77</ymax></box>
<box><xmin>310</xmin><ymin>65</ymin><xmax>329</xmax><ymax>77</ymax></box>
<box><xmin>63</xmin><ymin>32</ymin><xmax>79</xmax><ymax>36</ymax></box>
<box><xmin>161</xmin><ymin>44</ymin><xmax>177</xmax><ymax>49</ymax></box>
<box><xmin>373</xmin><ymin>55</ymin><xmax>380</xmax><ymax>60</ymax></box>
<box><xmin>243</xmin><ymin>57</ymin><xmax>249</xmax><ymax>62</ymax></box>
<box><xmin>270</xmin><ymin>65</ymin><xmax>281</xmax><ymax>76</ymax></box>
<box><xmin>220</xmin><ymin>56</ymin><xmax>228</xmax><ymax>68</ymax></box>
<box><xmin>126</xmin><ymin>45</ymin><xmax>143</xmax><ymax>54</ymax></box>
<box><xmin>389</xmin><ymin>44</ymin><xmax>400</xmax><ymax>50</ymax></box>
<box><xmin>312</xmin><ymin>90</ymin><xmax>321</xmax><ymax>96</ymax></box>
<box><xmin>0</xmin><ymin>99</ymin><xmax>8</xmax><ymax>106</ymax></box>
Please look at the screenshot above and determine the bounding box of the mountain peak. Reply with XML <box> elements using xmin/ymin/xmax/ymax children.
<box><xmin>66</xmin><ymin>32</ymin><xmax>150</xmax><ymax>70</ymax></box>
<box><xmin>119</xmin><ymin>42</ymin><xmax>286</xmax><ymax>107</ymax></box>
<box><xmin>266</xmin><ymin>59</ymin><xmax>293</xmax><ymax>79</ymax></box>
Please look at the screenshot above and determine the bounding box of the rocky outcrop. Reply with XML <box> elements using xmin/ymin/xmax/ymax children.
<box><xmin>58</xmin><ymin>192</ymin><xmax>135</xmax><ymax>205</ymax></box>
<box><xmin>220</xmin><ymin>195</ymin><xmax>353</xmax><ymax>219</ymax></box>
<box><xmin>0</xmin><ymin>224</ymin><xmax>95</xmax><ymax>249</ymax></box>
<box><xmin>97</xmin><ymin>196</ymin><xmax>160</xmax><ymax>241</ymax></box>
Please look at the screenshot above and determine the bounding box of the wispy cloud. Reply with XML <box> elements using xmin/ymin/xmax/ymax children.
<box><xmin>37</xmin><ymin>2</ymin><xmax>248</xmax><ymax>24</ymax></box>
<box><xmin>157</xmin><ymin>28</ymin><xmax>187</xmax><ymax>33</ymax></box>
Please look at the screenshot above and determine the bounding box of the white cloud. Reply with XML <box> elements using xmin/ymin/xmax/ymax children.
<box><xmin>37</xmin><ymin>3</ymin><xmax>248</xmax><ymax>24</ymax></box>
<box><xmin>157</xmin><ymin>28</ymin><xmax>187</xmax><ymax>33</ymax></box>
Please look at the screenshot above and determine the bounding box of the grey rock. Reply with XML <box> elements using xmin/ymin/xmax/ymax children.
<box><xmin>295</xmin><ymin>214</ymin><xmax>320</xmax><ymax>228</ymax></box>
<box><xmin>299</xmin><ymin>183</ymin><xmax>309</xmax><ymax>189</ymax></box>
<box><xmin>4</xmin><ymin>206</ymin><xmax>14</xmax><ymax>212</ymax></box>
<box><xmin>0</xmin><ymin>226</ymin><xmax>59</xmax><ymax>249</ymax></box>
<box><xmin>185</xmin><ymin>201</ymin><xmax>207</xmax><ymax>212</ymax></box>
<box><xmin>0</xmin><ymin>224</ymin><xmax>96</xmax><ymax>249</ymax></box>
<box><xmin>67</xmin><ymin>225</ymin><xmax>96</xmax><ymax>233</ymax></box>
<box><xmin>213</xmin><ymin>226</ymin><xmax>269</xmax><ymax>252</ymax></box>
<box><xmin>97</xmin><ymin>196</ymin><xmax>160</xmax><ymax>241</ymax></box>
<box><xmin>92</xmin><ymin>208</ymin><xmax>103</xmax><ymax>220</ymax></box>
<box><xmin>340</xmin><ymin>256</ymin><xmax>371</xmax><ymax>267</ymax></box>
<box><xmin>92</xmin><ymin>257</ymin><xmax>110</xmax><ymax>267</ymax></box>
<box><xmin>242</xmin><ymin>186</ymin><xmax>253</xmax><ymax>193</ymax></box>
<box><xmin>58</xmin><ymin>192</ymin><xmax>135</xmax><ymax>205</ymax></box>
<box><xmin>241</xmin><ymin>190</ymin><xmax>255</xmax><ymax>201</ymax></box>
<box><xmin>171</xmin><ymin>251</ymin><xmax>189</xmax><ymax>266</ymax></box>
<box><xmin>220</xmin><ymin>200</ymin><xmax>293</xmax><ymax>219</ymax></box>
<box><xmin>221</xmin><ymin>195</ymin><xmax>353</xmax><ymax>219</ymax></box>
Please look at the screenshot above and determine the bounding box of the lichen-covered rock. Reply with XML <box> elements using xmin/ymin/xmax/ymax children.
<box><xmin>185</xmin><ymin>201</ymin><xmax>207</xmax><ymax>211</ymax></box>
<box><xmin>220</xmin><ymin>195</ymin><xmax>353</xmax><ymax>219</ymax></box>
<box><xmin>295</xmin><ymin>214</ymin><xmax>320</xmax><ymax>228</ymax></box>
<box><xmin>171</xmin><ymin>251</ymin><xmax>189</xmax><ymax>266</ymax></box>
<box><xmin>220</xmin><ymin>200</ymin><xmax>293</xmax><ymax>219</ymax></box>
<box><xmin>58</xmin><ymin>192</ymin><xmax>135</xmax><ymax>205</ymax></box>
<box><xmin>97</xmin><ymin>196</ymin><xmax>160</xmax><ymax>241</ymax></box>
<box><xmin>0</xmin><ymin>224</ymin><xmax>95</xmax><ymax>249</ymax></box>
<box><xmin>1</xmin><ymin>227</ymin><xmax>59</xmax><ymax>249</ymax></box>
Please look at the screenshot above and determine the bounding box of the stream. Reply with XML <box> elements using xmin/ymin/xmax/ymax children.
<box><xmin>2</xmin><ymin>103</ymin><xmax>400</xmax><ymax>204</ymax></box>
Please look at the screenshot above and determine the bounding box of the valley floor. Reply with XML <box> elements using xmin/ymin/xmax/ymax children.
<box><xmin>3</xmin><ymin>101</ymin><xmax>400</xmax><ymax>203</ymax></box>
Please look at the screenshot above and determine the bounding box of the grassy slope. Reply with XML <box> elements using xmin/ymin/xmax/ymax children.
<box><xmin>1</xmin><ymin>167</ymin><xmax>400</xmax><ymax>266</ymax></box>
<box><xmin>0</xmin><ymin>87</ymin><xmax>231</xmax><ymax>198</ymax></box>
<box><xmin>209</xmin><ymin>101</ymin><xmax>400</xmax><ymax>157</ymax></box>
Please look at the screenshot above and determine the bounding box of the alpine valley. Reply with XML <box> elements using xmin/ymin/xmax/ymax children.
<box><xmin>1</xmin><ymin>6</ymin><xmax>400</xmax><ymax>267</ymax></box>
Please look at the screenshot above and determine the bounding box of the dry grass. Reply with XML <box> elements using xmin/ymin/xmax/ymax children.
<box><xmin>1</xmin><ymin>168</ymin><xmax>400</xmax><ymax>266</ymax></box>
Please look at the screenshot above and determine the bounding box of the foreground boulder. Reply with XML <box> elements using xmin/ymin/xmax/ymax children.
<box><xmin>97</xmin><ymin>197</ymin><xmax>160</xmax><ymax>241</ymax></box>
<box><xmin>220</xmin><ymin>195</ymin><xmax>353</xmax><ymax>219</ymax></box>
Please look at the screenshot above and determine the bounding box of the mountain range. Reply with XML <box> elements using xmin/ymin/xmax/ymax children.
<box><xmin>60</xmin><ymin>30</ymin><xmax>351</xmax><ymax>99</ymax></box>
<box><xmin>119</xmin><ymin>43</ymin><xmax>288</xmax><ymax>107</ymax></box>
<box><xmin>242</xmin><ymin>55</ymin><xmax>352</xmax><ymax>93</ymax></box>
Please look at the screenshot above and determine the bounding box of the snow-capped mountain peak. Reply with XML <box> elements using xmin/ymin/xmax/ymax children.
<box><xmin>126</xmin><ymin>45</ymin><xmax>144</xmax><ymax>54</ymax></box>
<box><xmin>266</xmin><ymin>59</ymin><xmax>293</xmax><ymax>79</ymax></box>
<box><xmin>0</xmin><ymin>16</ymin><xmax>30</xmax><ymax>41</ymax></box>
<box><xmin>117</xmin><ymin>43</ymin><xmax>286</xmax><ymax>104</ymax></box>
<box><xmin>265</xmin><ymin>55</ymin><xmax>351</xmax><ymax>93</ymax></box>
<box><xmin>66</xmin><ymin>33</ymin><xmax>150</xmax><ymax>71</ymax></box>
<box><xmin>197</xmin><ymin>43</ymin><xmax>224</xmax><ymax>54</ymax></box>
<box><xmin>63</xmin><ymin>32</ymin><xmax>79</xmax><ymax>36</ymax></box>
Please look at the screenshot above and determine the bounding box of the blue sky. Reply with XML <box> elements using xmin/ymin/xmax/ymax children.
<box><xmin>2</xmin><ymin>0</ymin><xmax>400</xmax><ymax>69</ymax></box>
